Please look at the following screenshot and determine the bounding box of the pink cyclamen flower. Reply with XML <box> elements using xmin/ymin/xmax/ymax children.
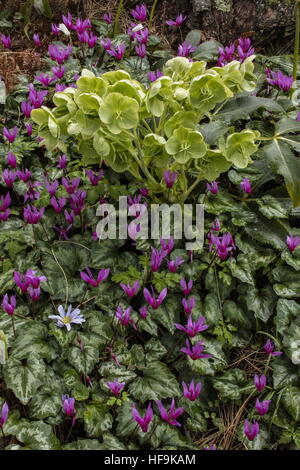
<box><xmin>75</xmin><ymin>18</ymin><xmax>91</xmax><ymax>34</ymax></box>
<box><xmin>244</xmin><ymin>419</ymin><xmax>260</xmax><ymax>441</ymax></box>
<box><xmin>150</xmin><ymin>247</ymin><xmax>166</xmax><ymax>272</ymax></box>
<box><xmin>107</xmin><ymin>44</ymin><xmax>126</xmax><ymax>60</ymax></box>
<box><xmin>120</xmin><ymin>280</ymin><xmax>140</xmax><ymax>298</ymax></box>
<box><xmin>25</xmin><ymin>123</ymin><xmax>33</xmax><ymax>136</ymax></box>
<box><xmin>69</xmin><ymin>190</ymin><xmax>86</xmax><ymax>215</ymax></box>
<box><xmin>135</xmin><ymin>43</ymin><xmax>146</xmax><ymax>59</ymax></box>
<box><xmin>163</xmin><ymin>169</ymin><xmax>178</xmax><ymax>188</ymax></box>
<box><xmin>23</xmin><ymin>205</ymin><xmax>44</xmax><ymax>224</ymax></box>
<box><xmin>106</xmin><ymin>379</ymin><xmax>125</xmax><ymax>396</ymax></box>
<box><xmin>182</xmin><ymin>296</ymin><xmax>196</xmax><ymax>314</ymax></box>
<box><xmin>178</xmin><ymin>41</ymin><xmax>196</xmax><ymax>57</ymax></box>
<box><xmin>167</xmin><ymin>257</ymin><xmax>185</xmax><ymax>273</ymax></box>
<box><xmin>62</xmin><ymin>13</ymin><xmax>75</xmax><ymax>30</ymax></box>
<box><xmin>266</xmin><ymin>70</ymin><xmax>294</xmax><ymax>92</ymax></box>
<box><xmin>182</xmin><ymin>380</ymin><xmax>202</xmax><ymax>401</ymax></box>
<box><xmin>175</xmin><ymin>315</ymin><xmax>208</xmax><ymax>337</ymax></box>
<box><xmin>263</xmin><ymin>339</ymin><xmax>282</xmax><ymax>357</ymax></box>
<box><xmin>143</xmin><ymin>287</ymin><xmax>167</xmax><ymax>310</ymax></box>
<box><xmin>62</xmin><ymin>395</ymin><xmax>76</xmax><ymax>425</ymax></box>
<box><xmin>180</xmin><ymin>278</ymin><xmax>193</xmax><ymax>296</ymax></box>
<box><xmin>52</xmin><ymin>66</ymin><xmax>65</xmax><ymax>79</ymax></box>
<box><xmin>237</xmin><ymin>37</ymin><xmax>255</xmax><ymax>62</ymax></box>
<box><xmin>209</xmin><ymin>233</ymin><xmax>236</xmax><ymax>261</ymax></box>
<box><xmin>255</xmin><ymin>399</ymin><xmax>271</xmax><ymax>416</ymax></box>
<box><xmin>139</xmin><ymin>305</ymin><xmax>148</xmax><ymax>319</ymax></box>
<box><xmin>181</xmin><ymin>339</ymin><xmax>211</xmax><ymax>360</ymax></box>
<box><xmin>166</xmin><ymin>14</ymin><xmax>187</xmax><ymax>27</ymax></box>
<box><xmin>160</xmin><ymin>237</ymin><xmax>174</xmax><ymax>255</ymax></box>
<box><xmin>286</xmin><ymin>234</ymin><xmax>300</xmax><ymax>252</ymax></box>
<box><xmin>204</xmin><ymin>445</ymin><xmax>217</xmax><ymax>450</ymax></box>
<box><xmin>1</xmin><ymin>34</ymin><xmax>11</xmax><ymax>48</ymax></box>
<box><xmin>64</xmin><ymin>209</ymin><xmax>75</xmax><ymax>225</ymax></box>
<box><xmin>51</xmin><ymin>24</ymin><xmax>60</xmax><ymax>35</ymax></box>
<box><xmin>48</xmin><ymin>44</ymin><xmax>72</xmax><ymax>64</ymax></box>
<box><xmin>0</xmin><ymin>402</ymin><xmax>9</xmax><ymax>428</ymax></box>
<box><xmin>207</xmin><ymin>181</ymin><xmax>219</xmax><ymax>194</ymax></box>
<box><xmin>217</xmin><ymin>44</ymin><xmax>235</xmax><ymax>66</ymax></box>
<box><xmin>132</xmin><ymin>403</ymin><xmax>153</xmax><ymax>432</ymax></box>
<box><xmin>62</xmin><ymin>176</ymin><xmax>81</xmax><ymax>194</ymax></box>
<box><xmin>35</xmin><ymin>73</ymin><xmax>54</xmax><ymax>87</ymax></box>
<box><xmin>3</xmin><ymin>126</ymin><xmax>18</xmax><ymax>143</ymax></box>
<box><xmin>28</xmin><ymin>83</ymin><xmax>48</xmax><ymax>108</ymax></box>
<box><xmin>240</xmin><ymin>178</ymin><xmax>252</xmax><ymax>194</ymax></box>
<box><xmin>24</xmin><ymin>269</ymin><xmax>47</xmax><ymax>288</ymax></box>
<box><xmin>80</xmin><ymin>267</ymin><xmax>110</xmax><ymax>287</ymax></box>
<box><xmin>115</xmin><ymin>306</ymin><xmax>136</xmax><ymax>329</ymax></box>
<box><xmin>33</xmin><ymin>34</ymin><xmax>42</xmax><ymax>47</ymax></box>
<box><xmin>2</xmin><ymin>169</ymin><xmax>16</xmax><ymax>187</ymax></box>
<box><xmin>211</xmin><ymin>218</ymin><xmax>220</xmax><ymax>232</ymax></box>
<box><xmin>135</xmin><ymin>28</ymin><xmax>149</xmax><ymax>44</ymax></box>
<box><xmin>148</xmin><ymin>70</ymin><xmax>163</xmax><ymax>82</ymax></box>
<box><xmin>0</xmin><ymin>192</ymin><xmax>11</xmax><ymax>212</ymax></box>
<box><xmin>17</xmin><ymin>168</ymin><xmax>31</xmax><ymax>182</ymax></box>
<box><xmin>131</xmin><ymin>4</ymin><xmax>147</xmax><ymax>21</ymax></box>
<box><xmin>50</xmin><ymin>196</ymin><xmax>66</xmax><ymax>213</ymax></box>
<box><xmin>45</xmin><ymin>179</ymin><xmax>59</xmax><ymax>197</ymax></box>
<box><xmin>156</xmin><ymin>399</ymin><xmax>184</xmax><ymax>427</ymax></box>
<box><xmin>254</xmin><ymin>374</ymin><xmax>266</xmax><ymax>392</ymax></box>
<box><xmin>6</xmin><ymin>152</ymin><xmax>17</xmax><ymax>168</ymax></box>
<box><xmin>103</xmin><ymin>13</ymin><xmax>113</xmax><ymax>24</ymax></box>
<box><xmin>57</xmin><ymin>154</ymin><xmax>67</xmax><ymax>169</ymax></box>
<box><xmin>101</xmin><ymin>38</ymin><xmax>112</xmax><ymax>51</ymax></box>
<box><xmin>28</xmin><ymin>286</ymin><xmax>40</xmax><ymax>302</ymax></box>
<box><xmin>2</xmin><ymin>294</ymin><xmax>16</xmax><ymax>315</ymax></box>
<box><xmin>85</xmin><ymin>169</ymin><xmax>104</xmax><ymax>186</ymax></box>
<box><xmin>21</xmin><ymin>101</ymin><xmax>34</xmax><ymax>118</ymax></box>
<box><xmin>297</xmin><ymin>112</ymin><xmax>300</xmax><ymax>122</ymax></box>
<box><xmin>14</xmin><ymin>271</ymin><xmax>30</xmax><ymax>293</ymax></box>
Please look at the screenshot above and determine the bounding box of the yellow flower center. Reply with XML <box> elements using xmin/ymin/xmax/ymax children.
<box><xmin>62</xmin><ymin>316</ymin><xmax>71</xmax><ymax>324</ymax></box>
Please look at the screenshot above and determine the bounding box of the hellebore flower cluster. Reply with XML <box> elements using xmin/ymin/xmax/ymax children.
<box><xmin>132</xmin><ymin>403</ymin><xmax>153</xmax><ymax>432</ymax></box>
<box><xmin>49</xmin><ymin>305</ymin><xmax>85</xmax><ymax>331</ymax></box>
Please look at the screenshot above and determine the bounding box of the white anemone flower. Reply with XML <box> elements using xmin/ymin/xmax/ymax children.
<box><xmin>49</xmin><ymin>304</ymin><xmax>85</xmax><ymax>331</ymax></box>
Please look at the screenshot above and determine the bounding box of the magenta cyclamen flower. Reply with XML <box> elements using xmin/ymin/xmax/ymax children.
<box><xmin>175</xmin><ymin>315</ymin><xmax>208</xmax><ymax>337</ymax></box>
<box><xmin>3</xmin><ymin>126</ymin><xmax>18</xmax><ymax>143</ymax></box>
<box><xmin>25</xmin><ymin>123</ymin><xmax>33</xmax><ymax>136</ymax></box>
<box><xmin>51</xmin><ymin>24</ymin><xmax>60</xmax><ymax>35</ymax></box>
<box><xmin>156</xmin><ymin>399</ymin><xmax>184</xmax><ymax>427</ymax></box>
<box><xmin>255</xmin><ymin>399</ymin><xmax>271</xmax><ymax>416</ymax></box>
<box><xmin>297</xmin><ymin>112</ymin><xmax>300</xmax><ymax>122</ymax></box>
<box><xmin>28</xmin><ymin>83</ymin><xmax>48</xmax><ymax>108</ymax></box>
<box><xmin>240</xmin><ymin>178</ymin><xmax>252</xmax><ymax>194</ymax></box>
<box><xmin>237</xmin><ymin>37</ymin><xmax>254</xmax><ymax>62</ymax></box>
<box><xmin>62</xmin><ymin>13</ymin><xmax>75</xmax><ymax>30</ymax></box>
<box><xmin>244</xmin><ymin>419</ymin><xmax>260</xmax><ymax>441</ymax></box>
<box><xmin>24</xmin><ymin>269</ymin><xmax>47</xmax><ymax>288</ymax></box>
<box><xmin>52</xmin><ymin>66</ymin><xmax>65</xmax><ymax>79</ymax></box>
<box><xmin>163</xmin><ymin>169</ymin><xmax>178</xmax><ymax>189</ymax></box>
<box><xmin>28</xmin><ymin>286</ymin><xmax>40</xmax><ymax>302</ymax></box>
<box><xmin>204</xmin><ymin>445</ymin><xmax>217</xmax><ymax>450</ymax></box>
<box><xmin>178</xmin><ymin>41</ymin><xmax>196</xmax><ymax>57</ymax></box>
<box><xmin>35</xmin><ymin>73</ymin><xmax>54</xmax><ymax>87</ymax></box>
<box><xmin>263</xmin><ymin>339</ymin><xmax>282</xmax><ymax>357</ymax></box>
<box><xmin>209</xmin><ymin>233</ymin><xmax>236</xmax><ymax>261</ymax></box>
<box><xmin>150</xmin><ymin>247</ymin><xmax>166</xmax><ymax>272</ymax></box>
<box><xmin>48</xmin><ymin>44</ymin><xmax>72</xmax><ymax>64</ymax></box>
<box><xmin>14</xmin><ymin>271</ymin><xmax>30</xmax><ymax>293</ymax></box>
<box><xmin>69</xmin><ymin>189</ymin><xmax>86</xmax><ymax>215</ymax></box>
<box><xmin>107</xmin><ymin>44</ymin><xmax>126</xmax><ymax>60</ymax></box>
<box><xmin>160</xmin><ymin>237</ymin><xmax>174</xmax><ymax>255</ymax></box>
<box><xmin>120</xmin><ymin>280</ymin><xmax>140</xmax><ymax>298</ymax></box>
<box><xmin>2</xmin><ymin>169</ymin><xmax>16</xmax><ymax>187</ymax></box>
<box><xmin>207</xmin><ymin>181</ymin><xmax>219</xmax><ymax>194</ymax></box>
<box><xmin>143</xmin><ymin>287</ymin><xmax>167</xmax><ymax>310</ymax></box>
<box><xmin>167</xmin><ymin>257</ymin><xmax>185</xmax><ymax>273</ymax></box>
<box><xmin>103</xmin><ymin>13</ymin><xmax>113</xmax><ymax>24</ymax></box>
<box><xmin>132</xmin><ymin>403</ymin><xmax>153</xmax><ymax>432</ymax></box>
<box><xmin>131</xmin><ymin>4</ymin><xmax>147</xmax><ymax>21</ymax></box>
<box><xmin>62</xmin><ymin>176</ymin><xmax>81</xmax><ymax>194</ymax></box>
<box><xmin>286</xmin><ymin>234</ymin><xmax>300</xmax><ymax>252</ymax></box>
<box><xmin>75</xmin><ymin>18</ymin><xmax>91</xmax><ymax>34</ymax></box>
<box><xmin>180</xmin><ymin>278</ymin><xmax>193</xmax><ymax>296</ymax></box>
<box><xmin>135</xmin><ymin>28</ymin><xmax>149</xmax><ymax>44</ymax></box>
<box><xmin>0</xmin><ymin>192</ymin><xmax>11</xmax><ymax>212</ymax></box>
<box><xmin>182</xmin><ymin>296</ymin><xmax>196</xmax><ymax>314</ymax></box>
<box><xmin>85</xmin><ymin>169</ymin><xmax>104</xmax><ymax>186</ymax></box>
<box><xmin>45</xmin><ymin>179</ymin><xmax>59</xmax><ymax>197</ymax></box>
<box><xmin>115</xmin><ymin>306</ymin><xmax>136</xmax><ymax>329</ymax></box>
<box><xmin>101</xmin><ymin>38</ymin><xmax>112</xmax><ymax>51</ymax></box>
<box><xmin>217</xmin><ymin>44</ymin><xmax>235</xmax><ymax>67</ymax></box>
<box><xmin>135</xmin><ymin>43</ymin><xmax>146</xmax><ymax>59</ymax></box>
<box><xmin>181</xmin><ymin>339</ymin><xmax>211</xmax><ymax>360</ymax></box>
<box><xmin>211</xmin><ymin>218</ymin><xmax>220</xmax><ymax>232</ymax></box>
<box><xmin>106</xmin><ymin>379</ymin><xmax>125</xmax><ymax>396</ymax></box>
<box><xmin>21</xmin><ymin>101</ymin><xmax>34</xmax><ymax>118</ymax></box>
<box><xmin>80</xmin><ymin>267</ymin><xmax>110</xmax><ymax>287</ymax></box>
<box><xmin>17</xmin><ymin>168</ymin><xmax>31</xmax><ymax>182</ymax></box>
<box><xmin>139</xmin><ymin>305</ymin><xmax>148</xmax><ymax>319</ymax></box>
<box><xmin>50</xmin><ymin>196</ymin><xmax>66</xmax><ymax>213</ymax></box>
<box><xmin>148</xmin><ymin>70</ymin><xmax>163</xmax><ymax>82</ymax></box>
<box><xmin>57</xmin><ymin>154</ymin><xmax>67</xmax><ymax>169</ymax></box>
<box><xmin>266</xmin><ymin>69</ymin><xmax>294</xmax><ymax>92</ymax></box>
<box><xmin>166</xmin><ymin>14</ymin><xmax>187</xmax><ymax>27</ymax></box>
<box><xmin>182</xmin><ymin>380</ymin><xmax>202</xmax><ymax>401</ymax></box>
<box><xmin>0</xmin><ymin>402</ymin><xmax>9</xmax><ymax>428</ymax></box>
<box><xmin>23</xmin><ymin>205</ymin><xmax>44</xmax><ymax>224</ymax></box>
<box><xmin>62</xmin><ymin>395</ymin><xmax>76</xmax><ymax>425</ymax></box>
<box><xmin>64</xmin><ymin>209</ymin><xmax>75</xmax><ymax>225</ymax></box>
<box><xmin>1</xmin><ymin>34</ymin><xmax>11</xmax><ymax>49</ymax></box>
<box><xmin>2</xmin><ymin>294</ymin><xmax>16</xmax><ymax>315</ymax></box>
<box><xmin>33</xmin><ymin>33</ymin><xmax>42</xmax><ymax>47</ymax></box>
<box><xmin>254</xmin><ymin>374</ymin><xmax>266</xmax><ymax>392</ymax></box>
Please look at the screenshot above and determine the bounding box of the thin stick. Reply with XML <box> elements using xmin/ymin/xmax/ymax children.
<box><xmin>293</xmin><ymin>0</ymin><xmax>300</xmax><ymax>81</ymax></box>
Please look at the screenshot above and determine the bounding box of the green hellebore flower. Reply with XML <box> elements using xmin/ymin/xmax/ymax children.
<box><xmin>165</xmin><ymin>127</ymin><xmax>207</xmax><ymax>164</ymax></box>
<box><xmin>222</xmin><ymin>129</ymin><xmax>260</xmax><ymax>168</ymax></box>
<box><xmin>146</xmin><ymin>77</ymin><xmax>173</xmax><ymax>117</ymax></box>
<box><xmin>143</xmin><ymin>133</ymin><xmax>169</xmax><ymax>168</ymax></box>
<box><xmin>99</xmin><ymin>92</ymin><xmax>140</xmax><ymax>134</ymax></box>
<box><xmin>164</xmin><ymin>110</ymin><xmax>198</xmax><ymax>138</ymax></box>
<box><xmin>195</xmin><ymin>149</ymin><xmax>231</xmax><ymax>181</ymax></box>
<box><xmin>189</xmin><ymin>71</ymin><xmax>233</xmax><ymax>113</ymax></box>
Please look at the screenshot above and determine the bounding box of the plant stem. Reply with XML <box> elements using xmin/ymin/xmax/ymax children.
<box><xmin>148</xmin><ymin>0</ymin><xmax>159</xmax><ymax>30</ymax></box>
<box><xmin>293</xmin><ymin>0</ymin><xmax>300</xmax><ymax>81</ymax></box>
<box><xmin>181</xmin><ymin>174</ymin><xmax>202</xmax><ymax>202</ymax></box>
<box><xmin>1</xmin><ymin>428</ymin><xmax>5</xmax><ymax>449</ymax></box>
<box><xmin>11</xmin><ymin>316</ymin><xmax>16</xmax><ymax>337</ymax></box>
<box><xmin>114</xmin><ymin>0</ymin><xmax>123</xmax><ymax>37</ymax></box>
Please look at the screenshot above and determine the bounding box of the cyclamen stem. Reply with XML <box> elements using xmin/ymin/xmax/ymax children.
<box><xmin>148</xmin><ymin>0</ymin><xmax>159</xmax><ymax>30</ymax></box>
<box><xmin>293</xmin><ymin>0</ymin><xmax>300</xmax><ymax>81</ymax></box>
<box><xmin>1</xmin><ymin>428</ymin><xmax>5</xmax><ymax>449</ymax></box>
<box><xmin>181</xmin><ymin>174</ymin><xmax>203</xmax><ymax>202</ymax></box>
<box><xmin>114</xmin><ymin>0</ymin><xmax>123</xmax><ymax>37</ymax></box>
<box><xmin>11</xmin><ymin>316</ymin><xmax>16</xmax><ymax>336</ymax></box>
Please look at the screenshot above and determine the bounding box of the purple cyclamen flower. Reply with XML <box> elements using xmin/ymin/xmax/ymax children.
<box><xmin>182</xmin><ymin>296</ymin><xmax>196</xmax><ymax>315</ymax></box>
<box><xmin>148</xmin><ymin>70</ymin><xmax>163</xmax><ymax>82</ymax></box>
<box><xmin>135</xmin><ymin>28</ymin><xmax>149</xmax><ymax>44</ymax></box>
<box><xmin>2</xmin><ymin>169</ymin><xmax>16</xmax><ymax>187</ymax></box>
<box><xmin>55</xmin><ymin>83</ymin><xmax>67</xmax><ymax>92</ymax></box>
<box><xmin>51</xmin><ymin>195</ymin><xmax>66</xmax><ymax>213</ymax></box>
<box><xmin>23</xmin><ymin>205</ymin><xmax>44</xmax><ymax>224</ymax></box>
<box><xmin>132</xmin><ymin>403</ymin><xmax>153</xmax><ymax>432</ymax></box>
<box><xmin>182</xmin><ymin>380</ymin><xmax>202</xmax><ymax>401</ymax></box>
<box><xmin>6</xmin><ymin>152</ymin><xmax>17</xmax><ymax>169</ymax></box>
<box><xmin>48</xmin><ymin>44</ymin><xmax>72</xmax><ymax>64</ymax></box>
<box><xmin>0</xmin><ymin>192</ymin><xmax>11</xmax><ymax>212</ymax></box>
<box><xmin>62</xmin><ymin>176</ymin><xmax>81</xmax><ymax>194</ymax></box>
<box><xmin>103</xmin><ymin>13</ymin><xmax>113</xmax><ymax>24</ymax></box>
<box><xmin>120</xmin><ymin>280</ymin><xmax>140</xmax><ymax>298</ymax></box>
<box><xmin>244</xmin><ymin>420</ymin><xmax>260</xmax><ymax>441</ymax></box>
<box><xmin>28</xmin><ymin>286</ymin><xmax>40</xmax><ymax>302</ymax></box>
<box><xmin>28</xmin><ymin>83</ymin><xmax>48</xmax><ymax>108</ymax></box>
<box><xmin>0</xmin><ymin>402</ymin><xmax>9</xmax><ymax>428</ymax></box>
<box><xmin>1</xmin><ymin>34</ymin><xmax>11</xmax><ymax>48</ymax></box>
<box><xmin>86</xmin><ymin>33</ymin><xmax>98</xmax><ymax>48</ymax></box>
<box><xmin>128</xmin><ymin>194</ymin><xmax>142</xmax><ymax>206</ymax></box>
<box><xmin>53</xmin><ymin>224</ymin><xmax>72</xmax><ymax>240</ymax></box>
<box><xmin>85</xmin><ymin>169</ymin><xmax>104</xmax><ymax>186</ymax></box>
<box><xmin>135</xmin><ymin>43</ymin><xmax>146</xmax><ymax>59</ymax></box>
<box><xmin>115</xmin><ymin>306</ymin><xmax>136</xmax><ymax>329</ymax></box>
<box><xmin>52</xmin><ymin>66</ymin><xmax>65</xmax><ymax>79</ymax></box>
<box><xmin>35</xmin><ymin>73</ymin><xmax>54</xmax><ymax>87</ymax></box>
<box><xmin>21</xmin><ymin>101</ymin><xmax>34</xmax><ymax>118</ymax></box>
<box><xmin>209</xmin><ymin>233</ymin><xmax>236</xmax><ymax>261</ymax></box>
<box><xmin>180</xmin><ymin>278</ymin><xmax>193</xmax><ymax>296</ymax></box>
<box><xmin>207</xmin><ymin>181</ymin><xmax>218</xmax><ymax>194</ymax></box>
<box><xmin>178</xmin><ymin>41</ymin><xmax>196</xmax><ymax>57</ymax></box>
<box><xmin>297</xmin><ymin>112</ymin><xmax>300</xmax><ymax>122</ymax></box>
<box><xmin>175</xmin><ymin>315</ymin><xmax>208</xmax><ymax>337</ymax></box>
<box><xmin>181</xmin><ymin>339</ymin><xmax>211</xmax><ymax>360</ymax></box>
<box><xmin>266</xmin><ymin>69</ymin><xmax>294</xmax><ymax>92</ymax></box>
<box><xmin>143</xmin><ymin>287</ymin><xmax>167</xmax><ymax>310</ymax></box>
<box><xmin>160</xmin><ymin>237</ymin><xmax>174</xmax><ymax>255</ymax></box>
<box><xmin>14</xmin><ymin>271</ymin><xmax>30</xmax><ymax>293</ymax></box>
<box><xmin>17</xmin><ymin>168</ymin><xmax>31</xmax><ymax>182</ymax></box>
<box><xmin>69</xmin><ymin>189</ymin><xmax>86</xmax><ymax>215</ymax></box>
<box><xmin>25</xmin><ymin>123</ymin><xmax>33</xmax><ymax>136</ymax></box>
<box><xmin>140</xmin><ymin>187</ymin><xmax>149</xmax><ymax>197</ymax></box>
<box><xmin>211</xmin><ymin>218</ymin><xmax>220</xmax><ymax>232</ymax></box>
<box><xmin>237</xmin><ymin>37</ymin><xmax>254</xmax><ymax>62</ymax></box>
<box><xmin>0</xmin><ymin>209</ymin><xmax>10</xmax><ymax>221</ymax></box>
<box><xmin>62</xmin><ymin>395</ymin><xmax>76</xmax><ymax>425</ymax></box>
<box><xmin>64</xmin><ymin>209</ymin><xmax>75</xmax><ymax>225</ymax></box>
<box><xmin>150</xmin><ymin>247</ymin><xmax>166</xmax><ymax>272</ymax></box>
<box><xmin>2</xmin><ymin>294</ymin><xmax>16</xmax><ymax>315</ymax></box>
<box><xmin>101</xmin><ymin>38</ymin><xmax>112</xmax><ymax>51</ymax></box>
<box><xmin>24</xmin><ymin>181</ymin><xmax>42</xmax><ymax>203</ymax></box>
<box><xmin>240</xmin><ymin>178</ymin><xmax>252</xmax><ymax>194</ymax></box>
<box><xmin>80</xmin><ymin>267</ymin><xmax>110</xmax><ymax>287</ymax></box>
<box><xmin>107</xmin><ymin>44</ymin><xmax>126</xmax><ymax>61</ymax></box>
<box><xmin>156</xmin><ymin>399</ymin><xmax>184</xmax><ymax>427</ymax></box>
<box><xmin>57</xmin><ymin>154</ymin><xmax>67</xmax><ymax>169</ymax></box>
<box><xmin>62</xmin><ymin>13</ymin><xmax>75</xmax><ymax>30</ymax></box>
<box><xmin>106</xmin><ymin>379</ymin><xmax>125</xmax><ymax>396</ymax></box>
<box><xmin>33</xmin><ymin>34</ymin><xmax>42</xmax><ymax>47</ymax></box>
<box><xmin>24</xmin><ymin>269</ymin><xmax>47</xmax><ymax>288</ymax></box>
<box><xmin>166</xmin><ymin>14</ymin><xmax>187</xmax><ymax>27</ymax></box>
<box><xmin>139</xmin><ymin>305</ymin><xmax>148</xmax><ymax>319</ymax></box>
<box><xmin>167</xmin><ymin>257</ymin><xmax>185</xmax><ymax>273</ymax></box>
<box><xmin>254</xmin><ymin>374</ymin><xmax>266</xmax><ymax>392</ymax></box>
<box><xmin>163</xmin><ymin>170</ymin><xmax>178</xmax><ymax>189</ymax></box>
<box><xmin>131</xmin><ymin>4</ymin><xmax>147</xmax><ymax>21</ymax></box>
<box><xmin>45</xmin><ymin>179</ymin><xmax>59</xmax><ymax>197</ymax></box>
<box><xmin>255</xmin><ymin>399</ymin><xmax>271</xmax><ymax>417</ymax></box>
<box><xmin>263</xmin><ymin>339</ymin><xmax>282</xmax><ymax>357</ymax></box>
<box><xmin>51</xmin><ymin>24</ymin><xmax>60</xmax><ymax>35</ymax></box>
<box><xmin>286</xmin><ymin>234</ymin><xmax>300</xmax><ymax>252</ymax></box>
<box><xmin>204</xmin><ymin>445</ymin><xmax>217</xmax><ymax>450</ymax></box>
<box><xmin>3</xmin><ymin>126</ymin><xmax>18</xmax><ymax>143</ymax></box>
<box><xmin>49</xmin><ymin>304</ymin><xmax>85</xmax><ymax>331</ymax></box>
<box><xmin>75</xmin><ymin>18</ymin><xmax>91</xmax><ymax>34</ymax></box>
<box><xmin>217</xmin><ymin>44</ymin><xmax>235</xmax><ymax>67</ymax></box>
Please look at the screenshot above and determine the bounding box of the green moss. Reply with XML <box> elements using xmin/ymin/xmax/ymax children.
<box><xmin>214</xmin><ymin>0</ymin><xmax>232</xmax><ymax>12</ymax></box>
